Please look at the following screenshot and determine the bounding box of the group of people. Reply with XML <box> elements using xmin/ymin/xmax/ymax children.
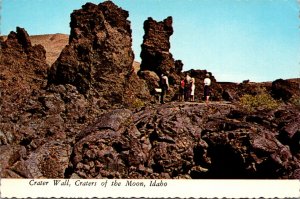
<box><xmin>159</xmin><ymin>73</ymin><xmax>211</xmax><ymax>105</ymax></box>
<box><xmin>179</xmin><ymin>74</ymin><xmax>195</xmax><ymax>102</ymax></box>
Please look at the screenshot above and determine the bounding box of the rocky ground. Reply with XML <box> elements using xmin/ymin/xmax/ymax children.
<box><xmin>1</xmin><ymin>101</ymin><xmax>300</xmax><ymax>179</ymax></box>
<box><xmin>1</xmin><ymin>1</ymin><xmax>299</xmax><ymax>179</ymax></box>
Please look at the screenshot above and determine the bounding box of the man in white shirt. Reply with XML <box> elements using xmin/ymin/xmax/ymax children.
<box><xmin>203</xmin><ymin>73</ymin><xmax>211</xmax><ymax>105</ymax></box>
<box><xmin>160</xmin><ymin>73</ymin><xmax>169</xmax><ymax>104</ymax></box>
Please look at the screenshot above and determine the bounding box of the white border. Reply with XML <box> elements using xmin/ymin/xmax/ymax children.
<box><xmin>1</xmin><ymin>179</ymin><xmax>300</xmax><ymax>198</ymax></box>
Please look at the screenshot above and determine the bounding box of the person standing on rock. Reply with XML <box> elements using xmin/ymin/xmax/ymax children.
<box><xmin>160</xmin><ymin>73</ymin><xmax>169</xmax><ymax>104</ymax></box>
<box><xmin>204</xmin><ymin>73</ymin><xmax>211</xmax><ymax>105</ymax></box>
<box><xmin>184</xmin><ymin>73</ymin><xmax>192</xmax><ymax>101</ymax></box>
<box><xmin>179</xmin><ymin>77</ymin><xmax>185</xmax><ymax>102</ymax></box>
<box><xmin>190</xmin><ymin>77</ymin><xmax>195</xmax><ymax>102</ymax></box>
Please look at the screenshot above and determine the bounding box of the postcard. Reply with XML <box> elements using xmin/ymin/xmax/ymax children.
<box><xmin>1</xmin><ymin>0</ymin><xmax>299</xmax><ymax>198</ymax></box>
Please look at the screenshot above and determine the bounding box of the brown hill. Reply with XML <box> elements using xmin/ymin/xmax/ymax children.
<box><xmin>30</xmin><ymin>34</ymin><xmax>69</xmax><ymax>66</ymax></box>
<box><xmin>2</xmin><ymin>33</ymin><xmax>69</xmax><ymax>66</ymax></box>
<box><xmin>5</xmin><ymin>33</ymin><xmax>142</xmax><ymax>71</ymax></box>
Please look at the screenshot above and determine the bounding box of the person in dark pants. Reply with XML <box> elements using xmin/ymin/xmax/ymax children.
<box><xmin>184</xmin><ymin>73</ymin><xmax>191</xmax><ymax>101</ymax></box>
<box><xmin>160</xmin><ymin>74</ymin><xmax>169</xmax><ymax>104</ymax></box>
<box><xmin>179</xmin><ymin>77</ymin><xmax>185</xmax><ymax>101</ymax></box>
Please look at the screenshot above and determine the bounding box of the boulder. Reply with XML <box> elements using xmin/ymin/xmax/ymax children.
<box><xmin>272</xmin><ymin>79</ymin><xmax>300</xmax><ymax>102</ymax></box>
<box><xmin>0</xmin><ymin>145</ymin><xmax>27</xmax><ymax>178</ymax></box>
<box><xmin>222</xmin><ymin>89</ymin><xmax>237</xmax><ymax>102</ymax></box>
<box><xmin>71</xmin><ymin>109</ymin><xmax>149</xmax><ymax>178</ymax></box>
<box><xmin>4</xmin><ymin>141</ymin><xmax>72</xmax><ymax>178</ymax></box>
<box><xmin>275</xmin><ymin>107</ymin><xmax>300</xmax><ymax>154</ymax></box>
<box><xmin>138</xmin><ymin>70</ymin><xmax>160</xmax><ymax>94</ymax></box>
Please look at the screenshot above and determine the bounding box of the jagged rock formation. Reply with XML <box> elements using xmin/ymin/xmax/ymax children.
<box><xmin>0</xmin><ymin>1</ymin><xmax>151</xmax><ymax>178</ymax></box>
<box><xmin>139</xmin><ymin>17</ymin><xmax>183</xmax><ymax>101</ymax></box>
<box><xmin>0</xmin><ymin>27</ymin><xmax>48</xmax><ymax>146</ymax></box>
<box><xmin>138</xmin><ymin>17</ymin><xmax>224</xmax><ymax>103</ymax></box>
<box><xmin>140</xmin><ymin>16</ymin><xmax>175</xmax><ymax>75</ymax></box>
<box><xmin>0</xmin><ymin>28</ymin><xmax>72</xmax><ymax>178</ymax></box>
<box><xmin>48</xmin><ymin>1</ymin><xmax>150</xmax><ymax>106</ymax></box>
<box><xmin>0</xmin><ymin>27</ymin><xmax>48</xmax><ymax>94</ymax></box>
<box><xmin>0</xmin><ymin>40</ymin><xmax>105</xmax><ymax>177</ymax></box>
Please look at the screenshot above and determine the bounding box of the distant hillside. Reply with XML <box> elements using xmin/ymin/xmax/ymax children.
<box><xmin>132</xmin><ymin>60</ymin><xmax>140</xmax><ymax>73</ymax></box>
<box><xmin>3</xmin><ymin>33</ymin><xmax>142</xmax><ymax>71</ymax></box>
<box><xmin>30</xmin><ymin>34</ymin><xmax>69</xmax><ymax>66</ymax></box>
<box><xmin>288</xmin><ymin>78</ymin><xmax>300</xmax><ymax>84</ymax></box>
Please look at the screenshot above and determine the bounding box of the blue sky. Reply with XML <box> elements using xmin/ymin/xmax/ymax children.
<box><xmin>2</xmin><ymin>0</ymin><xmax>299</xmax><ymax>82</ymax></box>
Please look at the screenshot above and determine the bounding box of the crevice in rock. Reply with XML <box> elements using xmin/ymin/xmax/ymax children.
<box><xmin>205</xmin><ymin>144</ymin><xmax>248</xmax><ymax>179</ymax></box>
